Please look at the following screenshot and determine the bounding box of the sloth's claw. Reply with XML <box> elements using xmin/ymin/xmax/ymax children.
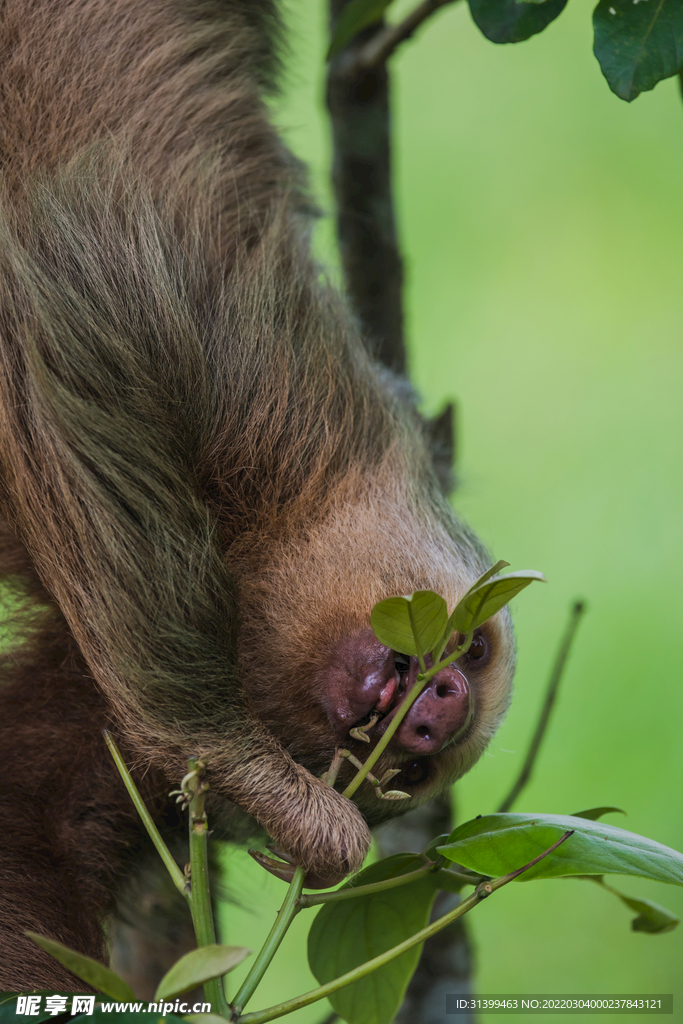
<box><xmin>249</xmin><ymin>849</ymin><xmax>297</xmax><ymax>883</ymax></box>
<box><xmin>249</xmin><ymin>847</ymin><xmax>344</xmax><ymax>889</ymax></box>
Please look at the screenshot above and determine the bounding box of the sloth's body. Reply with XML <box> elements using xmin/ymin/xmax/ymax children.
<box><xmin>0</xmin><ymin>0</ymin><xmax>514</xmax><ymax>989</ymax></box>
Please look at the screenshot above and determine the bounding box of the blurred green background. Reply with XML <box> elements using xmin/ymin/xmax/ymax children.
<box><xmin>219</xmin><ymin>0</ymin><xmax>683</xmax><ymax>1021</ymax></box>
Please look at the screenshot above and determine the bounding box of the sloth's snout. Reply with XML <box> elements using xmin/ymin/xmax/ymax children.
<box><xmin>393</xmin><ymin>665</ymin><xmax>472</xmax><ymax>755</ymax></box>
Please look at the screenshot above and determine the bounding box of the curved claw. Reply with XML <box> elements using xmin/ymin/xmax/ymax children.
<box><xmin>248</xmin><ymin>848</ymin><xmax>342</xmax><ymax>890</ymax></box>
<box><xmin>249</xmin><ymin>848</ymin><xmax>298</xmax><ymax>883</ymax></box>
<box><xmin>266</xmin><ymin>843</ymin><xmax>295</xmax><ymax>864</ymax></box>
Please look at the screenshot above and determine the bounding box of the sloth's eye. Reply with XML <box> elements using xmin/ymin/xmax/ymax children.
<box><xmin>400</xmin><ymin>758</ymin><xmax>430</xmax><ymax>787</ymax></box>
<box><xmin>465</xmin><ymin>632</ymin><xmax>488</xmax><ymax>662</ymax></box>
<box><xmin>393</xmin><ymin>652</ymin><xmax>411</xmax><ymax>675</ymax></box>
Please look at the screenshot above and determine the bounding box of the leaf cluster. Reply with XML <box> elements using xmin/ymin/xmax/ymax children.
<box><xmin>329</xmin><ymin>0</ymin><xmax>683</xmax><ymax>102</ymax></box>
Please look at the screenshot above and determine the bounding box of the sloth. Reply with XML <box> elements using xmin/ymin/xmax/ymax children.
<box><xmin>0</xmin><ymin>0</ymin><xmax>515</xmax><ymax>991</ymax></box>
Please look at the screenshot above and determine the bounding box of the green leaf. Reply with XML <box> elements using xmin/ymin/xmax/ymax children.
<box><xmin>308</xmin><ymin>854</ymin><xmax>438</xmax><ymax>1024</ymax></box>
<box><xmin>432</xmin><ymin>561</ymin><xmax>510</xmax><ymax>659</ymax></box>
<box><xmin>328</xmin><ymin>0</ymin><xmax>396</xmax><ymax>57</ymax></box>
<box><xmin>593</xmin><ymin>0</ymin><xmax>683</xmax><ymax>102</ymax></box>
<box><xmin>438</xmin><ymin>813</ymin><xmax>683</xmax><ymax>885</ymax></box>
<box><xmin>581</xmin><ymin>877</ymin><xmax>679</xmax><ymax>934</ymax></box>
<box><xmin>0</xmin><ymin>993</ymin><xmax>77</xmax><ymax>1024</ymax></box>
<box><xmin>571</xmin><ymin>807</ymin><xmax>625</xmax><ymax>821</ymax></box>
<box><xmin>371</xmin><ymin>590</ymin><xmax>448</xmax><ymax>661</ymax></box>
<box><xmin>25</xmin><ymin>933</ymin><xmax>135</xmax><ymax>1001</ymax></box>
<box><xmin>451</xmin><ymin>571</ymin><xmax>546</xmax><ymax>633</ymax></box>
<box><xmin>0</xmin><ymin>1003</ymin><xmax>187</xmax><ymax>1024</ymax></box>
<box><xmin>462</xmin><ymin>560</ymin><xmax>510</xmax><ymax>596</ymax></box>
<box><xmin>619</xmin><ymin>894</ymin><xmax>680</xmax><ymax>934</ymax></box>
<box><xmin>154</xmin><ymin>944</ymin><xmax>250</xmax><ymax>1000</ymax></box>
<box><xmin>467</xmin><ymin>0</ymin><xmax>568</xmax><ymax>43</ymax></box>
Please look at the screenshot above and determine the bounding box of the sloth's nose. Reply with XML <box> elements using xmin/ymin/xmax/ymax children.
<box><xmin>394</xmin><ymin>665</ymin><xmax>471</xmax><ymax>754</ymax></box>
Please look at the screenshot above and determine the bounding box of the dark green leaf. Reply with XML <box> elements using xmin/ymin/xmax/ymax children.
<box><xmin>25</xmin><ymin>933</ymin><xmax>135</xmax><ymax>1001</ymax></box>
<box><xmin>371</xmin><ymin>590</ymin><xmax>448</xmax><ymax>660</ymax></box>
<box><xmin>328</xmin><ymin>0</ymin><xmax>396</xmax><ymax>57</ymax></box>
<box><xmin>154</xmin><ymin>944</ymin><xmax>250</xmax><ymax>1000</ymax></box>
<box><xmin>451</xmin><ymin>571</ymin><xmax>546</xmax><ymax>633</ymax></box>
<box><xmin>571</xmin><ymin>807</ymin><xmax>625</xmax><ymax>821</ymax></box>
<box><xmin>593</xmin><ymin>0</ymin><xmax>683</xmax><ymax>101</ymax></box>
<box><xmin>308</xmin><ymin>854</ymin><xmax>438</xmax><ymax>1024</ymax></box>
<box><xmin>422</xmin><ymin>833</ymin><xmax>452</xmax><ymax>859</ymax></box>
<box><xmin>0</xmin><ymin>993</ymin><xmax>77</xmax><ymax>1024</ymax></box>
<box><xmin>433</xmin><ymin>869</ymin><xmax>472</xmax><ymax>895</ymax></box>
<box><xmin>468</xmin><ymin>0</ymin><xmax>568</xmax><ymax>43</ymax></box>
<box><xmin>438</xmin><ymin>813</ymin><xmax>683</xmax><ymax>884</ymax></box>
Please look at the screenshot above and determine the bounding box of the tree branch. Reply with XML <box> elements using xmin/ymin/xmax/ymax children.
<box><xmin>355</xmin><ymin>0</ymin><xmax>460</xmax><ymax>71</ymax></box>
<box><xmin>327</xmin><ymin>3</ymin><xmax>406</xmax><ymax>374</ymax></box>
<box><xmin>497</xmin><ymin>601</ymin><xmax>587</xmax><ymax>814</ymax></box>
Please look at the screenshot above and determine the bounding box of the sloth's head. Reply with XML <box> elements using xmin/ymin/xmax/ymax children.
<box><xmin>231</xmin><ymin>467</ymin><xmax>515</xmax><ymax>824</ymax></box>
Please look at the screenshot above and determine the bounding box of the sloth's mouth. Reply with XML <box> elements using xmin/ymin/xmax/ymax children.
<box><xmin>348</xmin><ymin>669</ymin><xmax>407</xmax><ymax>731</ymax></box>
<box><xmin>347</xmin><ymin>654</ymin><xmax>472</xmax><ymax>760</ymax></box>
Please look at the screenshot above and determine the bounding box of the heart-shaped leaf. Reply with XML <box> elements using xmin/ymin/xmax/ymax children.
<box><xmin>438</xmin><ymin>813</ymin><xmax>683</xmax><ymax>885</ymax></box>
<box><xmin>451</xmin><ymin>571</ymin><xmax>546</xmax><ymax>633</ymax></box>
<box><xmin>154</xmin><ymin>944</ymin><xmax>250</xmax><ymax>1001</ymax></box>
<box><xmin>328</xmin><ymin>0</ymin><xmax>396</xmax><ymax>57</ymax></box>
<box><xmin>593</xmin><ymin>0</ymin><xmax>683</xmax><ymax>102</ymax></box>
<box><xmin>468</xmin><ymin>0</ymin><xmax>568</xmax><ymax>44</ymax></box>
<box><xmin>371</xmin><ymin>590</ymin><xmax>448</xmax><ymax>661</ymax></box>
<box><xmin>25</xmin><ymin>933</ymin><xmax>135</xmax><ymax>1001</ymax></box>
<box><xmin>308</xmin><ymin>854</ymin><xmax>438</xmax><ymax>1024</ymax></box>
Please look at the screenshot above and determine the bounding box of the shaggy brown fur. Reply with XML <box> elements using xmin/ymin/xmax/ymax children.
<box><xmin>0</xmin><ymin>0</ymin><xmax>514</xmax><ymax>990</ymax></box>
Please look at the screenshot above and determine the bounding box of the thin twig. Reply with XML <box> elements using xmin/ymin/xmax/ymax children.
<box><xmin>231</xmin><ymin>865</ymin><xmax>306</xmax><ymax>1016</ymax></box>
<box><xmin>298</xmin><ymin>860</ymin><xmax>433</xmax><ymax>908</ymax></box>
<box><xmin>355</xmin><ymin>0</ymin><xmax>460</xmax><ymax>71</ymax></box>
<box><xmin>497</xmin><ymin>601</ymin><xmax>587</xmax><ymax>813</ymax></box>
<box><xmin>103</xmin><ymin>730</ymin><xmax>186</xmax><ymax>896</ymax></box>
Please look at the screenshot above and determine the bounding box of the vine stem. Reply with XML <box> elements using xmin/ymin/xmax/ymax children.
<box><xmin>299</xmin><ymin>861</ymin><xmax>433</xmax><ymax>908</ymax></box>
<box><xmin>102</xmin><ymin>730</ymin><xmax>185</xmax><ymax>894</ymax></box>
<box><xmin>185</xmin><ymin>759</ymin><xmax>230</xmax><ymax>1017</ymax></box>
<box><xmin>299</xmin><ymin>863</ymin><xmax>482</xmax><ymax>908</ymax></box>
<box><xmin>497</xmin><ymin>601</ymin><xmax>586</xmax><ymax>813</ymax></box>
<box><xmin>230</xmin><ymin>866</ymin><xmax>306</xmax><ymax>1016</ymax></box>
<box><xmin>236</xmin><ymin>832</ymin><xmax>574</xmax><ymax>1024</ymax></box>
<box><xmin>104</xmin><ymin>735</ymin><xmax>231</xmax><ymax>1017</ymax></box>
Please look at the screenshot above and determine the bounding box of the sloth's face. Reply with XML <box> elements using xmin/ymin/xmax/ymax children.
<box><xmin>230</xmin><ymin>482</ymin><xmax>515</xmax><ymax>823</ymax></box>
<box><xmin>238</xmin><ymin>587</ymin><xmax>514</xmax><ymax>825</ymax></box>
<box><xmin>315</xmin><ymin>616</ymin><xmax>514</xmax><ymax>824</ymax></box>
